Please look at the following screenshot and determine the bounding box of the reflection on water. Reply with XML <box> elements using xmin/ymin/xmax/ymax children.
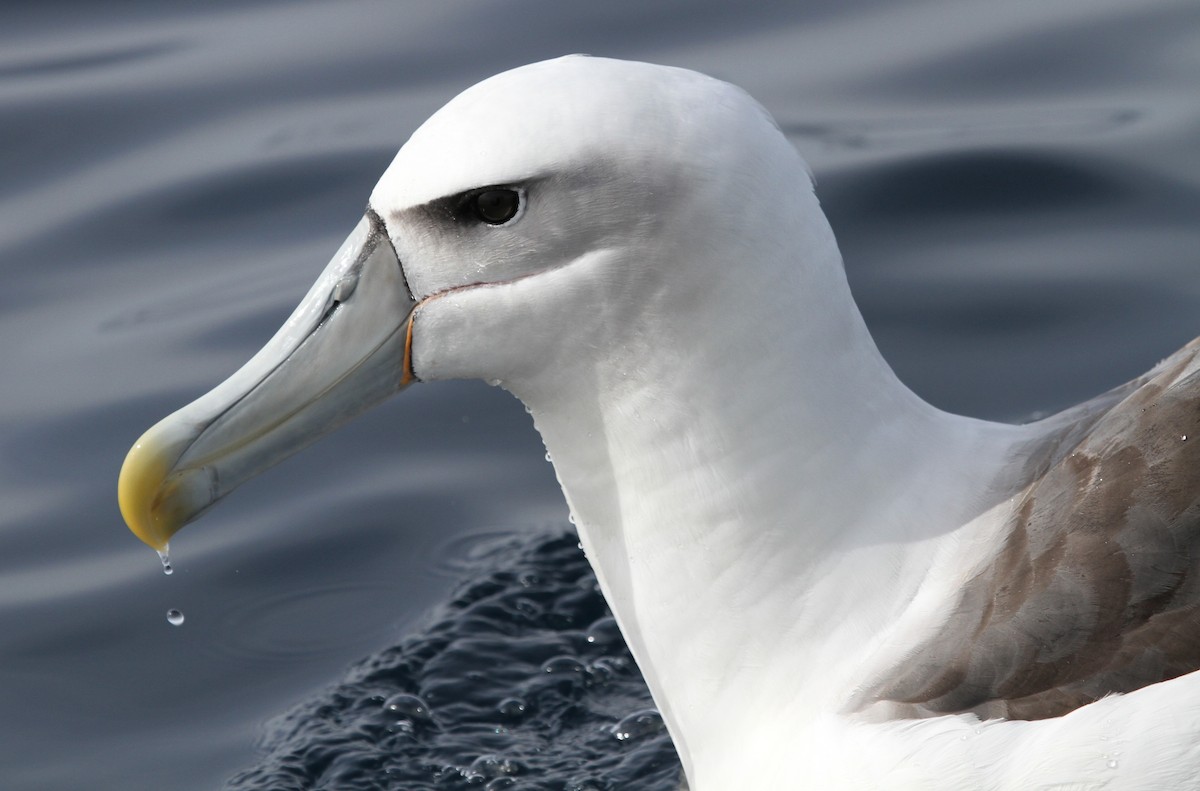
<box><xmin>1</xmin><ymin>1</ymin><xmax>1197</xmax><ymax>789</ymax></box>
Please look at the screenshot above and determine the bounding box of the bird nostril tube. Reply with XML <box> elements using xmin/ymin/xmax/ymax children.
<box><xmin>332</xmin><ymin>272</ymin><xmax>359</xmax><ymax>304</ymax></box>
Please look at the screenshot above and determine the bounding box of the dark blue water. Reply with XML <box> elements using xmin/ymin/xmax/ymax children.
<box><xmin>1</xmin><ymin>2</ymin><xmax>1197</xmax><ymax>789</ymax></box>
<box><xmin>226</xmin><ymin>533</ymin><xmax>679</xmax><ymax>791</ymax></box>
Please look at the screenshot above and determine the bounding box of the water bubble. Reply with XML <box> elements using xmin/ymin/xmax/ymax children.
<box><xmin>1182</xmin><ymin>435</ymin><xmax>1188</xmax><ymax>441</ymax></box>
<box><xmin>585</xmin><ymin>617</ymin><xmax>621</xmax><ymax>647</ymax></box>
<box><xmin>541</xmin><ymin>656</ymin><xmax>586</xmax><ymax>677</ymax></box>
<box><xmin>588</xmin><ymin>656</ymin><xmax>629</xmax><ymax>682</ymax></box>
<box><xmin>513</xmin><ymin>597</ymin><xmax>541</xmax><ymax>617</ymax></box>
<box><xmin>470</xmin><ymin>754</ymin><xmax>519</xmax><ymax>779</ymax></box>
<box><xmin>436</xmin><ymin>764</ymin><xmax>466</xmax><ymax>783</ymax></box>
<box><xmin>497</xmin><ymin>697</ymin><xmax>528</xmax><ymax>718</ymax></box>
<box><xmin>1107</xmin><ymin>758</ymin><xmax>1119</xmax><ymax>769</ymax></box>
<box><xmin>567</xmin><ymin>512</ymin><xmax>577</xmax><ymax>525</ymax></box>
<box><xmin>611</xmin><ymin>709</ymin><xmax>664</xmax><ymax>742</ymax></box>
<box><xmin>544</xmin><ymin>452</ymin><xmax>553</xmax><ymax>462</ymax></box>
<box><xmin>565</xmin><ymin>780</ymin><xmax>605</xmax><ymax>791</ymax></box>
<box><xmin>383</xmin><ymin>693</ymin><xmax>433</xmax><ymax>724</ymax></box>
<box><xmin>166</xmin><ymin>609</ymin><xmax>185</xmax><ymax>626</ymax></box>
<box><xmin>487</xmin><ymin>378</ymin><xmax>503</xmax><ymax>387</ymax></box>
<box><xmin>157</xmin><ymin>546</ymin><xmax>173</xmax><ymax>575</ymax></box>
<box><xmin>485</xmin><ymin>778</ymin><xmax>517</xmax><ymax>790</ymax></box>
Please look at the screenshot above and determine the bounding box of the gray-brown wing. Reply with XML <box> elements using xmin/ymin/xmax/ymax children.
<box><xmin>874</xmin><ymin>338</ymin><xmax>1200</xmax><ymax>720</ymax></box>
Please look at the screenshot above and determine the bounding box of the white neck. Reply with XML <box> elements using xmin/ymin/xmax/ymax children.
<box><xmin>507</xmin><ymin>196</ymin><xmax>1029</xmax><ymax>782</ymax></box>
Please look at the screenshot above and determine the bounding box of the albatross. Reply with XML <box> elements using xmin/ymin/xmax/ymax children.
<box><xmin>117</xmin><ymin>56</ymin><xmax>1200</xmax><ymax>789</ymax></box>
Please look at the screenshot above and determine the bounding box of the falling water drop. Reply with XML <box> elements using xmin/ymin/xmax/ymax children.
<box><xmin>157</xmin><ymin>546</ymin><xmax>173</xmax><ymax>576</ymax></box>
<box><xmin>166</xmin><ymin>609</ymin><xmax>185</xmax><ymax>626</ymax></box>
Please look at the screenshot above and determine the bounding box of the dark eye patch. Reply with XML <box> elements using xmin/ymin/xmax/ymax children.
<box><xmin>470</xmin><ymin>188</ymin><xmax>521</xmax><ymax>224</ymax></box>
<box><xmin>419</xmin><ymin>183</ymin><xmax>530</xmax><ymax>228</ymax></box>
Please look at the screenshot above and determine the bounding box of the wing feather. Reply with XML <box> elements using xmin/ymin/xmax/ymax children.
<box><xmin>872</xmin><ymin>339</ymin><xmax>1200</xmax><ymax>720</ymax></box>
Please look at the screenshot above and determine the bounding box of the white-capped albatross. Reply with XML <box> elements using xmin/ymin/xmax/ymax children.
<box><xmin>118</xmin><ymin>56</ymin><xmax>1200</xmax><ymax>790</ymax></box>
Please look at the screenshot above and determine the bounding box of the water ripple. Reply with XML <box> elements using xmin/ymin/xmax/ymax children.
<box><xmin>0</xmin><ymin>39</ymin><xmax>181</xmax><ymax>80</ymax></box>
<box><xmin>226</xmin><ymin>532</ymin><xmax>683</xmax><ymax>791</ymax></box>
<box><xmin>202</xmin><ymin>582</ymin><xmax>398</xmax><ymax>663</ymax></box>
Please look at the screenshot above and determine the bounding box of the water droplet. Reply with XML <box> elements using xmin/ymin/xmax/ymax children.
<box><xmin>544</xmin><ymin>451</ymin><xmax>553</xmax><ymax>462</ymax></box>
<box><xmin>611</xmin><ymin>709</ymin><xmax>664</xmax><ymax>742</ymax></box>
<box><xmin>567</xmin><ymin>512</ymin><xmax>577</xmax><ymax>525</ymax></box>
<box><xmin>1182</xmin><ymin>435</ymin><xmax>1188</xmax><ymax>441</ymax></box>
<box><xmin>487</xmin><ymin>378</ymin><xmax>502</xmax><ymax>387</ymax></box>
<box><xmin>470</xmin><ymin>754</ymin><xmax>519</xmax><ymax>779</ymax></box>
<box><xmin>1107</xmin><ymin>758</ymin><xmax>1119</xmax><ymax>769</ymax></box>
<box><xmin>585</xmin><ymin>616</ymin><xmax>620</xmax><ymax>646</ymax></box>
<box><xmin>157</xmin><ymin>546</ymin><xmax>173</xmax><ymax>575</ymax></box>
<box><xmin>565</xmin><ymin>780</ymin><xmax>605</xmax><ymax>791</ymax></box>
<box><xmin>166</xmin><ymin>609</ymin><xmax>185</xmax><ymax>626</ymax></box>
<box><xmin>588</xmin><ymin>656</ymin><xmax>629</xmax><ymax>681</ymax></box>
<box><xmin>541</xmin><ymin>656</ymin><xmax>586</xmax><ymax>677</ymax></box>
<box><xmin>383</xmin><ymin>693</ymin><xmax>433</xmax><ymax>723</ymax></box>
<box><xmin>513</xmin><ymin>597</ymin><xmax>541</xmax><ymax>617</ymax></box>
<box><xmin>497</xmin><ymin>697</ymin><xmax>527</xmax><ymax>718</ymax></box>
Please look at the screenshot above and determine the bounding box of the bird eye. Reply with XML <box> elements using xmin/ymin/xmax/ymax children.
<box><xmin>471</xmin><ymin>188</ymin><xmax>521</xmax><ymax>225</ymax></box>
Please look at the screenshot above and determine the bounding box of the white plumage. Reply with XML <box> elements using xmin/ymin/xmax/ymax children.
<box><xmin>120</xmin><ymin>56</ymin><xmax>1200</xmax><ymax>789</ymax></box>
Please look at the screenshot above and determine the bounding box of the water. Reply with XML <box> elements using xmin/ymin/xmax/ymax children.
<box><xmin>224</xmin><ymin>534</ymin><xmax>679</xmax><ymax>791</ymax></box>
<box><xmin>1</xmin><ymin>2</ymin><xmax>1197</xmax><ymax>789</ymax></box>
<box><xmin>167</xmin><ymin>609</ymin><xmax>186</xmax><ymax>627</ymax></box>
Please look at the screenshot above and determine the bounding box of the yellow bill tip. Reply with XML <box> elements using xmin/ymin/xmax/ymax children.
<box><xmin>117</xmin><ymin>427</ymin><xmax>180</xmax><ymax>551</ymax></box>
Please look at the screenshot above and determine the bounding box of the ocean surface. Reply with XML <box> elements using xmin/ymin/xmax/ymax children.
<box><xmin>2</xmin><ymin>1</ymin><xmax>1198</xmax><ymax>789</ymax></box>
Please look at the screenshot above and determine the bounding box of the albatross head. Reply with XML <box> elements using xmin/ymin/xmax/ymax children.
<box><xmin>118</xmin><ymin>55</ymin><xmax>837</xmax><ymax>551</ymax></box>
<box><xmin>119</xmin><ymin>57</ymin><xmax>976</xmax><ymax>791</ymax></box>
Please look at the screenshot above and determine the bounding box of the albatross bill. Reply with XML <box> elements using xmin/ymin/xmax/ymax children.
<box><xmin>117</xmin><ymin>56</ymin><xmax>1200</xmax><ymax>790</ymax></box>
<box><xmin>118</xmin><ymin>211</ymin><xmax>416</xmax><ymax>550</ymax></box>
